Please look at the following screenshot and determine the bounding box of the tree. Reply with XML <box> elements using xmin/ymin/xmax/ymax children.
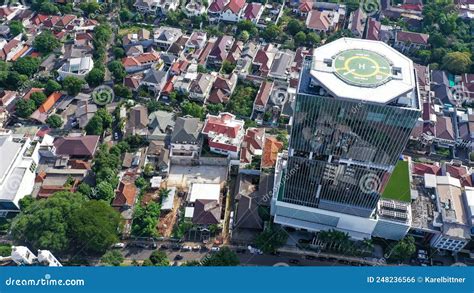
<box><xmin>0</xmin><ymin>244</ymin><xmax>12</xmax><ymax>257</ymax></box>
<box><xmin>69</xmin><ymin>200</ymin><xmax>121</xmax><ymax>254</ymax></box>
<box><xmin>86</xmin><ymin>68</ymin><xmax>105</xmax><ymax>87</ymax></box>
<box><xmin>11</xmin><ymin>192</ymin><xmax>85</xmax><ymax>254</ymax></box>
<box><xmin>236</xmin><ymin>20</ymin><xmax>257</xmax><ymax>36</ymax></box>
<box><xmin>44</xmin><ymin>79</ymin><xmax>62</xmax><ymax>95</ymax></box>
<box><xmin>221</xmin><ymin>60</ymin><xmax>236</xmax><ymax>74</ymax></box>
<box><xmin>113</xmin><ymin>47</ymin><xmax>125</xmax><ymax>59</ymax></box>
<box><xmin>77</xmin><ymin>182</ymin><xmax>92</xmax><ymax>197</ymax></box>
<box><xmin>239</xmin><ymin>30</ymin><xmax>249</xmax><ymax>42</ymax></box>
<box><xmin>113</xmin><ymin>84</ymin><xmax>132</xmax><ymax>100</ymax></box>
<box><xmin>85</xmin><ymin>115</ymin><xmax>104</xmax><ymax>135</ymax></box>
<box><xmin>142</xmin><ymin>259</ymin><xmax>153</xmax><ymax>266</ymax></box>
<box><xmin>39</xmin><ymin>2</ymin><xmax>60</xmax><ymax>15</ymax></box>
<box><xmin>207</xmin><ymin>103</ymin><xmax>224</xmax><ymax>115</ymax></box>
<box><xmin>286</xmin><ymin>19</ymin><xmax>304</xmax><ymax>36</ymax></box>
<box><xmin>15</xmin><ymin>99</ymin><xmax>36</xmax><ymax>118</ymax></box>
<box><xmin>9</xmin><ymin>20</ymin><xmax>24</xmax><ymax>37</ymax></box>
<box><xmin>96</xmin><ymin>108</ymin><xmax>113</xmax><ymax>129</ymax></box>
<box><xmin>13</xmin><ymin>56</ymin><xmax>40</xmax><ymax>77</ymax></box>
<box><xmin>442</xmin><ymin>52</ymin><xmax>472</xmax><ymax>74</ymax></box>
<box><xmin>62</xmin><ymin>76</ymin><xmax>85</xmax><ymax>96</ymax></box>
<box><xmin>261</xmin><ymin>24</ymin><xmax>282</xmax><ymax>42</ymax></box>
<box><xmin>108</xmin><ymin>61</ymin><xmax>126</xmax><ymax>81</ymax></box>
<box><xmin>30</xmin><ymin>92</ymin><xmax>47</xmax><ymax>108</ymax></box>
<box><xmin>254</xmin><ymin>226</ymin><xmax>288</xmax><ymax>254</ymax></box>
<box><xmin>93</xmin><ymin>24</ymin><xmax>113</xmax><ymax>47</ymax></box>
<box><xmin>181</xmin><ymin>100</ymin><xmax>204</xmax><ymax>119</ymax></box>
<box><xmin>131</xmin><ymin>202</ymin><xmax>161</xmax><ymax>237</ymax></box>
<box><xmin>5</xmin><ymin>71</ymin><xmax>27</xmax><ymax>90</ymax></box>
<box><xmin>119</xmin><ymin>8</ymin><xmax>133</xmax><ymax>22</ymax></box>
<box><xmin>33</xmin><ymin>31</ymin><xmax>60</xmax><ymax>54</ymax></box>
<box><xmin>159</xmin><ymin>188</ymin><xmax>171</xmax><ymax>200</ymax></box>
<box><xmin>294</xmin><ymin>31</ymin><xmax>306</xmax><ymax>46</ymax></box>
<box><xmin>182</xmin><ymin>260</ymin><xmax>201</xmax><ymax>266</ymax></box>
<box><xmin>306</xmin><ymin>32</ymin><xmax>321</xmax><ymax>46</ymax></box>
<box><xmin>19</xmin><ymin>196</ymin><xmax>34</xmax><ymax>210</ymax></box>
<box><xmin>101</xmin><ymin>250</ymin><xmax>124</xmax><ymax>266</ymax></box>
<box><xmin>149</xmin><ymin>251</ymin><xmax>169</xmax><ymax>266</ymax></box>
<box><xmin>80</xmin><ymin>2</ymin><xmax>101</xmax><ymax>16</ymax></box>
<box><xmin>143</xmin><ymin>163</ymin><xmax>155</xmax><ymax>177</ymax></box>
<box><xmin>46</xmin><ymin>114</ymin><xmax>63</xmax><ymax>128</ymax></box>
<box><xmin>388</xmin><ymin>236</ymin><xmax>416</xmax><ymax>262</ymax></box>
<box><xmin>202</xmin><ymin>247</ymin><xmax>239</xmax><ymax>266</ymax></box>
<box><xmin>95</xmin><ymin>181</ymin><xmax>115</xmax><ymax>202</ymax></box>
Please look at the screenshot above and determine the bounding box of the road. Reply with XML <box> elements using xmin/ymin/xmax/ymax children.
<box><xmin>121</xmin><ymin>245</ymin><xmax>353</xmax><ymax>266</ymax></box>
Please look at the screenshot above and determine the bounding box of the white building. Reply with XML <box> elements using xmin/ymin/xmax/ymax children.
<box><xmin>7</xmin><ymin>246</ymin><xmax>62</xmax><ymax>266</ymax></box>
<box><xmin>0</xmin><ymin>132</ymin><xmax>40</xmax><ymax>217</ymax></box>
<box><xmin>57</xmin><ymin>56</ymin><xmax>94</xmax><ymax>80</ymax></box>
<box><xmin>425</xmin><ymin>174</ymin><xmax>471</xmax><ymax>252</ymax></box>
<box><xmin>202</xmin><ymin>112</ymin><xmax>245</xmax><ymax>159</ymax></box>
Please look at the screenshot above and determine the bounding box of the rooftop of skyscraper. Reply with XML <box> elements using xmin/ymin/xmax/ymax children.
<box><xmin>299</xmin><ymin>38</ymin><xmax>419</xmax><ymax>109</ymax></box>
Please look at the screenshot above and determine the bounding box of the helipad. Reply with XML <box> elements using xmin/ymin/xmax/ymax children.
<box><xmin>333</xmin><ymin>49</ymin><xmax>392</xmax><ymax>87</ymax></box>
<box><xmin>309</xmin><ymin>38</ymin><xmax>417</xmax><ymax>105</ymax></box>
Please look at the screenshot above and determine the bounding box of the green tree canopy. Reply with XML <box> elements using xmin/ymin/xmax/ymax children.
<box><xmin>15</xmin><ymin>99</ymin><xmax>36</xmax><ymax>118</ymax></box>
<box><xmin>149</xmin><ymin>251</ymin><xmax>169</xmax><ymax>266</ymax></box>
<box><xmin>85</xmin><ymin>68</ymin><xmax>105</xmax><ymax>87</ymax></box>
<box><xmin>388</xmin><ymin>236</ymin><xmax>416</xmax><ymax>262</ymax></box>
<box><xmin>85</xmin><ymin>114</ymin><xmax>104</xmax><ymax>135</ymax></box>
<box><xmin>9</xmin><ymin>20</ymin><xmax>24</xmax><ymax>37</ymax></box>
<box><xmin>108</xmin><ymin>61</ymin><xmax>126</xmax><ymax>81</ymax></box>
<box><xmin>33</xmin><ymin>31</ymin><xmax>60</xmax><ymax>54</ymax></box>
<box><xmin>62</xmin><ymin>76</ymin><xmax>85</xmax><ymax>96</ymax></box>
<box><xmin>46</xmin><ymin>114</ymin><xmax>63</xmax><ymax>128</ymax></box>
<box><xmin>442</xmin><ymin>52</ymin><xmax>472</xmax><ymax>74</ymax></box>
<box><xmin>131</xmin><ymin>202</ymin><xmax>161</xmax><ymax>237</ymax></box>
<box><xmin>44</xmin><ymin>79</ymin><xmax>62</xmax><ymax>95</ymax></box>
<box><xmin>254</xmin><ymin>226</ymin><xmax>288</xmax><ymax>254</ymax></box>
<box><xmin>94</xmin><ymin>181</ymin><xmax>115</xmax><ymax>202</ymax></box>
<box><xmin>114</xmin><ymin>84</ymin><xmax>132</xmax><ymax>100</ymax></box>
<box><xmin>101</xmin><ymin>250</ymin><xmax>124</xmax><ymax>266</ymax></box>
<box><xmin>202</xmin><ymin>247</ymin><xmax>240</xmax><ymax>266</ymax></box>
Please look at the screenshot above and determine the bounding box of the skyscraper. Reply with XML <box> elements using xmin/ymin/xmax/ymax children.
<box><xmin>271</xmin><ymin>38</ymin><xmax>421</xmax><ymax>239</ymax></box>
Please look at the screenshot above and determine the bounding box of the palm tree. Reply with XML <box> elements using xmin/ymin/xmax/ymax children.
<box><xmin>159</xmin><ymin>188</ymin><xmax>171</xmax><ymax>199</ymax></box>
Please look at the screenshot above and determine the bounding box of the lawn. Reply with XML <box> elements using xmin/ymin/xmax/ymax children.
<box><xmin>381</xmin><ymin>160</ymin><xmax>411</xmax><ymax>202</ymax></box>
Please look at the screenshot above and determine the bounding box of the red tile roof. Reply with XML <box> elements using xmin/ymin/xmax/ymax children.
<box><xmin>203</xmin><ymin>113</ymin><xmax>242</xmax><ymax>138</ymax></box>
<box><xmin>446</xmin><ymin>164</ymin><xmax>472</xmax><ymax>187</ymax></box>
<box><xmin>224</xmin><ymin>0</ymin><xmax>246</xmax><ymax>14</ymax></box>
<box><xmin>122</xmin><ymin>51</ymin><xmax>160</xmax><ymax>67</ymax></box>
<box><xmin>53</xmin><ymin>135</ymin><xmax>100</xmax><ymax>157</ymax></box>
<box><xmin>38</xmin><ymin>92</ymin><xmax>62</xmax><ymax>113</ymax></box>
<box><xmin>208</xmin><ymin>0</ymin><xmax>227</xmax><ymax>13</ymax></box>
<box><xmin>306</xmin><ymin>10</ymin><xmax>331</xmax><ymax>31</ymax></box>
<box><xmin>412</xmin><ymin>162</ymin><xmax>441</xmax><ymax>176</ymax></box>
<box><xmin>243</xmin><ymin>3</ymin><xmax>262</xmax><ymax>20</ymax></box>
<box><xmin>299</xmin><ymin>1</ymin><xmax>313</xmax><ymax>13</ymax></box>
<box><xmin>113</xmin><ymin>180</ymin><xmax>138</xmax><ymax>207</ymax></box>
<box><xmin>254</xmin><ymin>81</ymin><xmax>273</xmax><ymax>107</ymax></box>
<box><xmin>396</xmin><ymin>31</ymin><xmax>429</xmax><ymax>44</ymax></box>
<box><xmin>261</xmin><ymin>137</ymin><xmax>283</xmax><ymax>168</ymax></box>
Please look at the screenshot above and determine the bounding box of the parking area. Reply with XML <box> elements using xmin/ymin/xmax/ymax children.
<box><xmin>167</xmin><ymin>165</ymin><xmax>228</xmax><ymax>190</ymax></box>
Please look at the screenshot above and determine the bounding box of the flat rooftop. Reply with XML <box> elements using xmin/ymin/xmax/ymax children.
<box><xmin>308</xmin><ymin>38</ymin><xmax>417</xmax><ymax>105</ymax></box>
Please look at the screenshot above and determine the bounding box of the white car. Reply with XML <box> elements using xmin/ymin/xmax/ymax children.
<box><xmin>211</xmin><ymin>247</ymin><xmax>220</xmax><ymax>252</ymax></box>
<box><xmin>111</xmin><ymin>242</ymin><xmax>126</xmax><ymax>249</ymax></box>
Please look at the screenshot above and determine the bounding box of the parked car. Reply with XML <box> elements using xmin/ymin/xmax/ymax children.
<box><xmin>174</xmin><ymin>255</ymin><xmax>183</xmax><ymax>261</ymax></box>
<box><xmin>181</xmin><ymin>245</ymin><xmax>192</xmax><ymax>251</ymax></box>
<box><xmin>160</xmin><ymin>244</ymin><xmax>169</xmax><ymax>250</ymax></box>
<box><xmin>111</xmin><ymin>243</ymin><xmax>126</xmax><ymax>249</ymax></box>
<box><xmin>192</xmin><ymin>245</ymin><xmax>201</xmax><ymax>251</ymax></box>
<box><xmin>211</xmin><ymin>246</ymin><xmax>220</xmax><ymax>252</ymax></box>
<box><xmin>171</xmin><ymin>244</ymin><xmax>181</xmax><ymax>251</ymax></box>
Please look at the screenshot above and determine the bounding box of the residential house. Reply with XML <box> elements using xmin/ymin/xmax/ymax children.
<box><xmin>444</xmin><ymin>162</ymin><xmax>473</xmax><ymax>187</ymax></box>
<box><xmin>202</xmin><ymin>112</ymin><xmax>245</xmax><ymax>158</ymax></box>
<box><xmin>122</xmin><ymin>28</ymin><xmax>153</xmax><ymax>49</ymax></box>
<box><xmin>188</xmin><ymin>73</ymin><xmax>216</xmax><ymax>102</ymax></box>
<box><xmin>221</xmin><ymin>0</ymin><xmax>246</xmax><ymax>22</ymax></box>
<box><xmin>125</xmin><ymin>104</ymin><xmax>149</xmax><ymax>137</ymax></box>
<box><xmin>185</xmin><ymin>31</ymin><xmax>208</xmax><ymax>51</ymax></box>
<box><xmin>122</xmin><ymin>51</ymin><xmax>161</xmax><ymax>73</ymax></box>
<box><xmin>394</xmin><ymin>31</ymin><xmax>429</xmax><ymax>53</ymax></box>
<box><xmin>207</xmin><ymin>73</ymin><xmax>237</xmax><ymax>104</ymax></box>
<box><xmin>53</xmin><ymin>135</ymin><xmax>100</xmax><ymax>159</ymax></box>
<box><xmin>0</xmin><ymin>133</ymin><xmax>40</xmax><ymax>217</ymax></box>
<box><xmin>252</xmin><ymin>81</ymin><xmax>273</xmax><ymax>116</ymax></box>
<box><xmin>185</xmin><ymin>183</ymin><xmax>221</xmax><ymax>226</ymax></box>
<box><xmin>296</xmin><ymin>0</ymin><xmax>312</xmax><ymax>17</ymax></box>
<box><xmin>365</xmin><ymin>18</ymin><xmax>381</xmax><ymax>41</ymax></box>
<box><xmin>252</xmin><ymin>43</ymin><xmax>277</xmax><ymax>77</ymax></box>
<box><xmin>140</xmin><ymin>68</ymin><xmax>168</xmax><ymax>94</ymax></box>
<box><xmin>30</xmin><ymin>92</ymin><xmax>63</xmax><ymax>123</ymax></box>
<box><xmin>154</xmin><ymin>26</ymin><xmax>183</xmax><ymax>50</ymax></box>
<box><xmin>0</xmin><ymin>36</ymin><xmax>24</xmax><ymax>61</ymax></box>
<box><xmin>146</xmin><ymin>140</ymin><xmax>170</xmax><ymax>176</ymax></box>
<box><xmin>240</xmin><ymin>127</ymin><xmax>265</xmax><ymax>165</ymax></box>
<box><xmin>112</xmin><ymin>175</ymin><xmax>138</xmax><ymax>210</ymax></box>
<box><xmin>57</xmin><ymin>56</ymin><xmax>94</xmax><ymax>80</ymax></box>
<box><xmin>148</xmin><ymin>110</ymin><xmax>175</xmax><ymax>141</ymax></box>
<box><xmin>242</xmin><ymin>2</ymin><xmax>264</xmax><ymax>23</ymax></box>
<box><xmin>35</xmin><ymin>169</ymin><xmax>86</xmax><ymax>199</ymax></box>
<box><xmin>170</xmin><ymin>117</ymin><xmax>203</xmax><ymax>162</ymax></box>
<box><xmin>434</xmin><ymin>115</ymin><xmax>456</xmax><ymax>148</ymax></box>
<box><xmin>75</xmin><ymin>100</ymin><xmax>97</xmax><ymax>129</ymax></box>
<box><xmin>305</xmin><ymin>10</ymin><xmax>333</xmax><ymax>33</ymax></box>
<box><xmin>184</xmin><ymin>0</ymin><xmax>208</xmax><ymax>17</ymax></box>
<box><xmin>208</xmin><ymin>0</ymin><xmax>228</xmax><ymax>21</ymax></box>
<box><xmin>348</xmin><ymin>7</ymin><xmax>367</xmax><ymax>38</ymax></box>
<box><xmin>261</xmin><ymin>136</ymin><xmax>283</xmax><ymax>169</ymax></box>
<box><xmin>134</xmin><ymin>0</ymin><xmax>161</xmax><ymax>13</ymax></box>
<box><xmin>268</xmin><ymin>50</ymin><xmax>294</xmax><ymax>80</ymax></box>
<box><xmin>236</xmin><ymin>41</ymin><xmax>257</xmax><ymax>78</ymax></box>
<box><xmin>207</xmin><ymin>35</ymin><xmax>234</xmax><ymax>67</ymax></box>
